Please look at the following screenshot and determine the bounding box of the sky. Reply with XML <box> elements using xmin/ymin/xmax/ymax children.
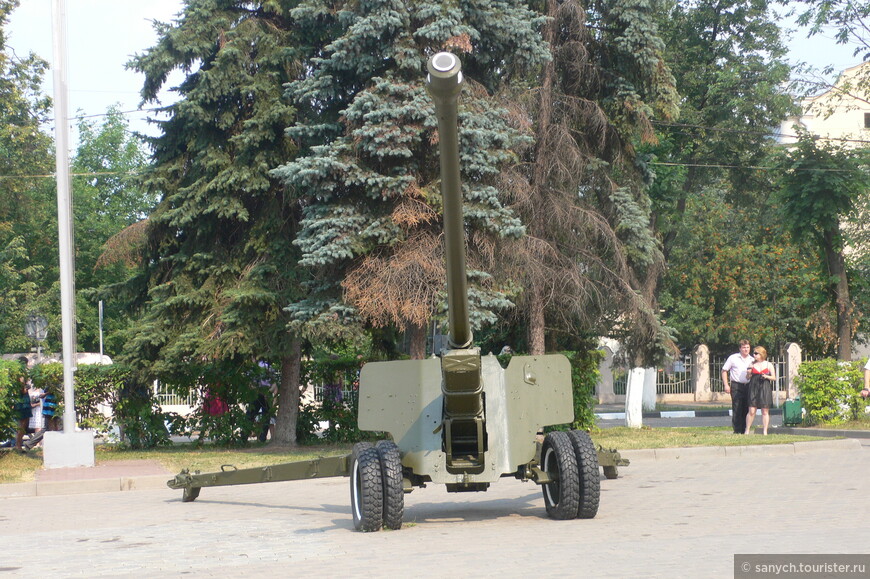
<box><xmin>5</xmin><ymin>1</ymin><xmax>866</xmax><ymax>143</ymax></box>
<box><xmin>6</xmin><ymin>0</ymin><xmax>185</xmax><ymax>140</ymax></box>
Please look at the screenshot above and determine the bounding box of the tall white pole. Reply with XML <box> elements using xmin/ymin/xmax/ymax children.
<box><xmin>52</xmin><ymin>0</ymin><xmax>78</xmax><ymax>433</ymax></box>
<box><xmin>98</xmin><ymin>300</ymin><xmax>104</xmax><ymax>363</ymax></box>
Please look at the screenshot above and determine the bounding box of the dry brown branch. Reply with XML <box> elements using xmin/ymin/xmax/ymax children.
<box><xmin>95</xmin><ymin>218</ymin><xmax>150</xmax><ymax>269</ymax></box>
<box><xmin>342</xmin><ymin>233</ymin><xmax>445</xmax><ymax>330</ymax></box>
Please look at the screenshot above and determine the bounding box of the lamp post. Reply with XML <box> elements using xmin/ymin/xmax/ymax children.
<box><xmin>24</xmin><ymin>313</ymin><xmax>48</xmax><ymax>362</ymax></box>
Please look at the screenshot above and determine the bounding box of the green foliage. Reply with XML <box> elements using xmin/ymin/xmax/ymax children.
<box><xmin>775</xmin><ymin>136</ymin><xmax>870</xmax><ymax>246</ymax></box>
<box><xmin>648</xmin><ymin>1</ymin><xmax>826</xmax><ymax>355</ymax></box>
<box><xmin>795</xmin><ymin>358</ymin><xmax>866</xmax><ymax>425</ymax></box>
<box><xmin>0</xmin><ymin>1</ymin><xmax>58</xmax><ymax>354</ymax></box>
<box><xmin>774</xmin><ymin>136</ymin><xmax>870</xmax><ymax>357</ymax></box>
<box><xmin>566</xmin><ymin>350</ymin><xmax>603</xmax><ymax>431</ymax></box>
<box><xmin>72</xmin><ymin>107</ymin><xmax>153</xmax><ymax>356</ymax></box>
<box><xmin>123</xmin><ymin>0</ymin><xmax>304</xmax><ymax>379</ymax></box>
<box><xmin>539</xmin><ymin>349</ymin><xmax>601</xmax><ymax>432</ymax></box>
<box><xmin>302</xmin><ymin>355</ymin><xmax>365</xmax><ymax>443</ymax></box>
<box><xmin>658</xmin><ymin>187</ymin><xmax>830</xmax><ymax>355</ymax></box>
<box><xmin>274</xmin><ymin>0</ymin><xmax>549</xmax><ymax>334</ymax></box>
<box><xmin>0</xmin><ymin>358</ymin><xmax>27</xmax><ymax>438</ymax></box>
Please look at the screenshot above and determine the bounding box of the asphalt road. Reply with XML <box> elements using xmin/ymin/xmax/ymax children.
<box><xmin>596</xmin><ymin>413</ymin><xmax>783</xmax><ymax>429</ymax></box>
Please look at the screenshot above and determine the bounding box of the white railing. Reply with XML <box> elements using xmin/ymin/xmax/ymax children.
<box><xmin>153</xmin><ymin>381</ymin><xmax>198</xmax><ymax>407</ymax></box>
<box><xmin>600</xmin><ymin>343</ymin><xmax>804</xmax><ymax>404</ymax></box>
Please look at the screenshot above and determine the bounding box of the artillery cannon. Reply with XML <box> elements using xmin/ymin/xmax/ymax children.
<box><xmin>168</xmin><ymin>52</ymin><xmax>628</xmax><ymax>530</ymax></box>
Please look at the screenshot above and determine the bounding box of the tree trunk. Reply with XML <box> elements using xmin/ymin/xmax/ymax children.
<box><xmin>408</xmin><ymin>322</ymin><xmax>427</xmax><ymax>359</ymax></box>
<box><xmin>823</xmin><ymin>228</ymin><xmax>852</xmax><ymax>361</ymax></box>
<box><xmin>528</xmin><ymin>285</ymin><xmax>546</xmax><ymax>355</ymax></box>
<box><xmin>272</xmin><ymin>337</ymin><xmax>303</xmax><ymax>445</ymax></box>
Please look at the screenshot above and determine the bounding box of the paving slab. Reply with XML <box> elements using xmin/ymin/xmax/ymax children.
<box><xmin>0</xmin><ymin>442</ymin><xmax>865</xmax><ymax>578</ymax></box>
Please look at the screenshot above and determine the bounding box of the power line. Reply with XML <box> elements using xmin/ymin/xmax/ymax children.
<box><xmin>651</xmin><ymin>119</ymin><xmax>870</xmax><ymax>146</ymax></box>
<box><xmin>0</xmin><ymin>171</ymin><xmax>142</xmax><ymax>180</ymax></box>
<box><xmin>648</xmin><ymin>161</ymin><xmax>857</xmax><ymax>173</ymax></box>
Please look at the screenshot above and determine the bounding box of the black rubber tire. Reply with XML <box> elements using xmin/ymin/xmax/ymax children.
<box><xmin>350</xmin><ymin>443</ymin><xmax>383</xmax><ymax>532</ymax></box>
<box><xmin>182</xmin><ymin>487</ymin><xmax>201</xmax><ymax>503</ymax></box>
<box><xmin>567</xmin><ymin>430</ymin><xmax>601</xmax><ymax>519</ymax></box>
<box><xmin>540</xmin><ymin>431</ymin><xmax>580</xmax><ymax>520</ymax></box>
<box><xmin>376</xmin><ymin>440</ymin><xmax>404</xmax><ymax>530</ymax></box>
<box><xmin>603</xmin><ymin>465</ymin><xmax>618</xmax><ymax>480</ymax></box>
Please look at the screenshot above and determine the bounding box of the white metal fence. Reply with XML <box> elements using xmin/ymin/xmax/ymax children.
<box><xmin>153</xmin><ymin>381</ymin><xmax>198</xmax><ymax>407</ymax></box>
<box><xmin>613</xmin><ymin>360</ymin><xmax>693</xmax><ymax>395</ymax></box>
<box><xmin>612</xmin><ymin>353</ymin><xmax>787</xmax><ymax>403</ymax></box>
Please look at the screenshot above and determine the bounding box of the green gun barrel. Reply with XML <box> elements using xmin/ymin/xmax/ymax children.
<box><xmin>426</xmin><ymin>52</ymin><xmax>472</xmax><ymax>350</ymax></box>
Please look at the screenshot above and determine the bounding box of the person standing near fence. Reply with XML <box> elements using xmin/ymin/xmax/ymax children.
<box><xmin>722</xmin><ymin>340</ymin><xmax>753</xmax><ymax>434</ymax></box>
<box><xmin>745</xmin><ymin>346</ymin><xmax>776</xmax><ymax>435</ymax></box>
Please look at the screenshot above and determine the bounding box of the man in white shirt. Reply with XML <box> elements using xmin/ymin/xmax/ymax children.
<box><xmin>721</xmin><ymin>340</ymin><xmax>753</xmax><ymax>434</ymax></box>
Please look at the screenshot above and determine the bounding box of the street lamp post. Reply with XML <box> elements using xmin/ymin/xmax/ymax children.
<box><xmin>24</xmin><ymin>314</ymin><xmax>48</xmax><ymax>362</ymax></box>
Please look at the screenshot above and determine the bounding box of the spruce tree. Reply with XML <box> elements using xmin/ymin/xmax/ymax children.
<box><xmin>273</xmin><ymin>0</ymin><xmax>550</xmax><ymax>358</ymax></box>
<box><xmin>500</xmin><ymin>0</ymin><xmax>680</xmax><ymax>363</ymax></box>
<box><xmin>124</xmin><ymin>0</ymin><xmax>306</xmax><ymax>443</ymax></box>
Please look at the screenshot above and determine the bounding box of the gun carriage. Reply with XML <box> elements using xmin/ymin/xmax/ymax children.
<box><xmin>168</xmin><ymin>52</ymin><xmax>628</xmax><ymax>531</ymax></box>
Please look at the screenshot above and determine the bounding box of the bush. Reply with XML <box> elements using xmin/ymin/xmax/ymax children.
<box><xmin>566</xmin><ymin>349</ymin><xmax>603</xmax><ymax>431</ymax></box>
<box><xmin>795</xmin><ymin>358</ymin><xmax>866</xmax><ymax>425</ymax></box>
<box><xmin>303</xmin><ymin>356</ymin><xmax>365</xmax><ymax>443</ymax></box>
<box><xmin>0</xmin><ymin>359</ymin><xmax>27</xmax><ymax>440</ymax></box>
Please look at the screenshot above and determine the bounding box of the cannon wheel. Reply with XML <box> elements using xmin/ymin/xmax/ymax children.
<box><xmin>568</xmin><ymin>430</ymin><xmax>600</xmax><ymax>519</ymax></box>
<box><xmin>603</xmin><ymin>465</ymin><xmax>619</xmax><ymax>480</ymax></box>
<box><xmin>541</xmin><ymin>431</ymin><xmax>579</xmax><ymax>520</ymax></box>
<box><xmin>350</xmin><ymin>443</ymin><xmax>383</xmax><ymax>532</ymax></box>
<box><xmin>376</xmin><ymin>440</ymin><xmax>404</xmax><ymax>530</ymax></box>
<box><xmin>182</xmin><ymin>486</ymin><xmax>201</xmax><ymax>503</ymax></box>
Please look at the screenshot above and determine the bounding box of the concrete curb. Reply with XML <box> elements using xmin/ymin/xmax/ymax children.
<box><xmin>596</xmin><ymin>408</ymin><xmax>779</xmax><ymax>420</ymax></box>
<box><xmin>0</xmin><ymin>474</ymin><xmax>171</xmax><ymax>499</ymax></box>
<box><xmin>771</xmin><ymin>425</ymin><xmax>870</xmax><ymax>439</ymax></box>
<box><xmin>620</xmin><ymin>438</ymin><xmax>862</xmax><ymax>462</ymax></box>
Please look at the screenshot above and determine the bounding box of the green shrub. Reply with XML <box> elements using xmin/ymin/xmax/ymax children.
<box><xmin>795</xmin><ymin>358</ymin><xmax>866</xmax><ymax>425</ymax></box>
<box><xmin>303</xmin><ymin>355</ymin><xmax>365</xmax><ymax>443</ymax></box>
<box><xmin>566</xmin><ymin>349</ymin><xmax>603</xmax><ymax>431</ymax></box>
<box><xmin>0</xmin><ymin>359</ymin><xmax>27</xmax><ymax>439</ymax></box>
<box><xmin>534</xmin><ymin>349</ymin><xmax>602</xmax><ymax>433</ymax></box>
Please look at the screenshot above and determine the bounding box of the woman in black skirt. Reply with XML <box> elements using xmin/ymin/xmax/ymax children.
<box><xmin>745</xmin><ymin>346</ymin><xmax>776</xmax><ymax>435</ymax></box>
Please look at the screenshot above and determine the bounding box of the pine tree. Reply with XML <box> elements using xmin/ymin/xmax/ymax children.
<box><xmin>124</xmin><ymin>0</ymin><xmax>306</xmax><ymax>443</ymax></box>
<box><xmin>273</xmin><ymin>0</ymin><xmax>550</xmax><ymax>358</ymax></box>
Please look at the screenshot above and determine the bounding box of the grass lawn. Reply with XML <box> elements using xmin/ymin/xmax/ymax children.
<box><xmin>590</xmin><ymin>426</ymin><xmax>830</xmax><ymax>450</ymax></box>
<box><xmin>0</xmin><ymin>423</ymin><xmax>846</xmax><ymax>485</ymax></box>
<box><xmin>0</xmin><ymin>442</ymin><xmax>353</xmax><ymax>484</ymax></box>
<box><xmin>811</xmin><ymin>414</ymin><xmax>870</xmax><ymax>430</ymax></box>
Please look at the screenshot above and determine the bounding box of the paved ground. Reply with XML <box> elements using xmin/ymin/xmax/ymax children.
<box><xmin>1</xmin><ymin>438</ymin><xmax>867</xmax><ymax>578</ymax></box>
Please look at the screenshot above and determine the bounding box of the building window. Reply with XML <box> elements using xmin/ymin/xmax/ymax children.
<box><xmin>865</xmin><ymin>112</ymin><xmax>870</xmax><ymax>129</ymax></box>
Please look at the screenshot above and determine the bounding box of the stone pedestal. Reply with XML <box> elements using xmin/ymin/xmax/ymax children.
<box><xmin>43</xmin><ymin>430</ymin><xmax>95</xmax><ymax>469</ymax></box>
